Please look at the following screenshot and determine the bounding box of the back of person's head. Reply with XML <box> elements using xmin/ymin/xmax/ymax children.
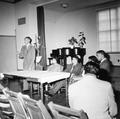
<box><xmin>84</xmin><ymin>61</ymin><xmax>100</xmax><ymax>75</ymax></box>
<box><xmin>88</xmin><ymin>55</ymin><xmax>98</xmax><ymax>63</ymax></box>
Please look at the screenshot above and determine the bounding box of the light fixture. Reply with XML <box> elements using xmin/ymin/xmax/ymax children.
<box><xmin>60</xmin><ymin>3</ymin><xmax>69</xmax><ymax>8</ymax></box>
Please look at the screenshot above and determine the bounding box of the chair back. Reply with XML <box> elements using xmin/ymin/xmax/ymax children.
<box><xmin>19</xmin><ymin>93</ymin><xmax>52</xmax><ymax>119</ymax></box>
<box><xmin>2</xmin><ymin>88</ymin><xmax>30</xmax><ymax>119</ymax></box>
<box><xmin>48</xmin><ymin>101</ymin><xmax>88</xmax><ymax>119</ymax></box>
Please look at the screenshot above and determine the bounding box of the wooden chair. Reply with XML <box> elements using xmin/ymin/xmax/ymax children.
<box><xmin>48</xmin><ymin>101</ymin><xmax>88</xmax><ymax>119</ymax></box>
<box><xmin>18</xmin><ymin>93</ymin><xmax>52</xmax><ymax>119</ymax></box>
<box><xmin>0</xmin><ymin>94</ymin><xmax>13</xmax><ymax>119</ymax></box>
<box><xmin>3</xmin><ymin>88</ymin><xmax>52</xmax><ymax>119</ymax></box>
<box><xmin>2</xmin><ymin>88</ymin><xmax>30</xmax><ymax>119</ymax></box>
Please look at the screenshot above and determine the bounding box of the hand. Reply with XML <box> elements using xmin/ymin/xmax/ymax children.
<box><xmin>0</xmin><ymin>73</ymin><xmax>4</xmax><ymax>80</ymax></box>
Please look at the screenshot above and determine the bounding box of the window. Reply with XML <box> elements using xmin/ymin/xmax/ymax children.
<box><xmin>98</xmin><ymin>7</ymin><xmax>120</xmax><ymax>52</ymax></box>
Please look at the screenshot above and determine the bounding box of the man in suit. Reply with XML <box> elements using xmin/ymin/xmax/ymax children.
<box><xmin>96</xmin><ymin>50</ymin><xmax>112</xmax><ymax>82</ymax></box>
<box><xmin>68</xmin><ymin>61</ymin><xmax>117</xmax><ymax>119</ymax></box>
<box><xmin>19</xmin><ymin>36</ymin><xmax>36</xmax><ymax>70</ymax></box>
<box><xmin>19</xmin><ymin>37</ymin><xmax>36</xmax><ymax>90</ymax></box>
<box><xmin>64</xmin><ymin>55</ymin><xmax>83</xmax><ymax>77</ymax></box>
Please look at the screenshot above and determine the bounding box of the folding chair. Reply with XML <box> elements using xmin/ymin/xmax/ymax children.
<box><xmin>2</xmin><ymin>88</ymin><xmax>30</xmax><ymax>119</ymax></box>
<box><xmin>48</xmin><ymin>101</ymin><xmax>88</xmax><ymax>119</ymax></box>
<box><xmin>19</xmin><ymin>93</ymin><xmax>52</xmax><ymax>119</ymax></box>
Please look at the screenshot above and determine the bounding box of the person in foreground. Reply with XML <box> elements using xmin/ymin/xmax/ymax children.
<box><xmin>68</xmin><ymin>61</ymin><xmax>117</xmax><ymax>119</ymax></box>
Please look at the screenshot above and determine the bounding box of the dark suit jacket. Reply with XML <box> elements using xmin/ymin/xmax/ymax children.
<box><xmin>64</xmin><ymin>63</ymin><xmax>83</xmax><ymax>76</ymax></box>
<box><xmin>100</xmin><ymin>59</ymin><xmax>111</xmax><ymax>73</ymax></box>
<box><xmin>99</xmin><ymin>59</ymin><xmax>112</xmax><ymax>82</ymax></box>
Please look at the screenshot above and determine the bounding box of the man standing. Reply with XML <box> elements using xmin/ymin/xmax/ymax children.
<box><xmin>19</xmin><ymin>37</ymin><xmax>35</xmax><ymax>70</ymax></box>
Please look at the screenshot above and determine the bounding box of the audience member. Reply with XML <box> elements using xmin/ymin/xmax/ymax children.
<box><xmin>64</xmin><ymin>55</ymin><xmax>83</xmax><ymax>76</ymax></box>
<box><xmin>0</xmin><ymin>73</ymin><xmax>4</xmax><ymax>90</ymax></box>
<box><xmin>96</xmin><ymin>50</ymin><xmax>112</xmax><ymax>82</ymax></box>
<box><xmin>45</xmin><ymin>55</ymin><xmax>83</xmax><ymax>96</ymax></box>
<box><xmin>47</xmin><ymin>57</ymin><xmax>63</xmax><ymax>72</ymax></box>
<box><xmin>69</xmin><ymin>61</ymin><xmax>117</xmax><ymax>119</ymax></box>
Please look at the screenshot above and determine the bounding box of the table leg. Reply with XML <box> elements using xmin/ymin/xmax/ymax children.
<box><xmin>40</xmin><ymin>83</ymin><xmax>44</xmax><ymax>102</ymax></box>
<box><xmin>65</xmin><ymin>78</ymin><xmax>68</xmax><ymax>105</ymax></box>
<box><xmin>29</xmin><ymin>82</ymin><xmax>33</xmax><ymax>98</ymax></box>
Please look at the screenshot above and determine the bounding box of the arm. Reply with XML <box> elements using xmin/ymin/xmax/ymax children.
<box><xmin>19</xmin><ymin>45</ymin><xmax>25</xmax><ymax>59</ymax></box>
<box><xmin>68</xmin><ymin>84</ymin><xmax>75</xmax><ymax>108</ymax></box>
<box><xmin>108</xmin><ymin>84</ymin><xmax>117</xmax><ymax>117</ymax></box>
<box><xmin>72</xmin><ymin>63</ymin><xmax>83</xmax><ymax>76</ymax></box>
<box><xmin>100</xmin><ymin>60</ymin><xmax>110</xmax><ymax>73</ymax></box>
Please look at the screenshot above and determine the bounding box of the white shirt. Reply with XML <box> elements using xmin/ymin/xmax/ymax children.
<box><xmin>100</xmin><ymin>58</ymin><xmax>107</xmax><ymax>64</ymax></box>
<box><xmin>68</xmin><ymin>74</ymin><xmax>117</xmax><ymax>119</ymax></box>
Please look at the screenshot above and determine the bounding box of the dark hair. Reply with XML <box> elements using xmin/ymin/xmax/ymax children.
<box><xmin>25</xmin><ymin>36</ymin><xmax>32</xmax><ymax>44</ymax></box>
<box><xmin>88</xmin><ymin>55</ymin><xmax>98</xmax><ymax>63</ymax></box>
<box><xmin>96</xmin><ymin>50</ymin><xmax>106</xmax><ymax>57</ymax></box>
<box><xmin>84</xmin><ymin>61</ymin><xmax>100</xmax><ymax>75</ymax></box>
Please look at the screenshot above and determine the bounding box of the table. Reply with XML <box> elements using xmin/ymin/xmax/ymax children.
<box><xmin>3</xmin><ymin>70</ymin><xmax>70</xmax><ymax>102</ymax></box>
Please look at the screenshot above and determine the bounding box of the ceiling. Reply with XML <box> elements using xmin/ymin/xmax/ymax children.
<box><xmin>0</xmin><ymin>0</ymin><xmax>22</xmax><ymax>3</ymax></box>
<box><xmin>43</xmin><ymin>0</ymin><xmax>117</xmax><ymax>12</ymax></box>
<box><xmin>0</xmin><ymin>0</ymin><xmax>118</xmax><ymax>11</ymax></box>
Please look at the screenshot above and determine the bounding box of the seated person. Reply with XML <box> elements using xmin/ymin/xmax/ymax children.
<box><xmin>69</xmin><ymin>61</ymin><xmax>117</xmax><ymax>119</ymax></box>
<box><xmin>63</xmin><ymin>55</ymin><xmax>83</xmax><ymax>79</ymax></box>
<box><xmin>47</xmin><ymin>57</ymin><xmax>63</xmax><ymax>72</ymax></box>
<box><xmin>0</xmin><ymin>73</ymin><xmax>6</xmax><ymax>90</ymax></box>
<box><xmin>45</xmin><ymin>55</ymin><xmax>83</xmax><ymax>96</ymax></box>
<box><xmin>96</xmin><ymin>50</ymin><xmax>112</xmax><ymax>82</ymax></box>
<box><xmin>64</xmin><ymin>55</ymin><xmax>83</xmax><ymax>77</ymax></box>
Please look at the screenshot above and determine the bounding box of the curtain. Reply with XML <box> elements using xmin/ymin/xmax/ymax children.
<box><xmin>37</xmin><ymin>6</ymin><xmax>47</xmax><ymax>70</ymax></box>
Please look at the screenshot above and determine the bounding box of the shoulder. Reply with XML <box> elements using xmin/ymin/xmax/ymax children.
<box><xmin>21</xmin><ymin>45</ymin><xmax>26</xmax><ymax>49</ymax></box>
<box><xmin>76</xmin><ymin>63</ymin><xmax>82</xmax><ymax>67</ymax></box>
<box><xmin>69</xmin><ymin>78</ymin><xmax>82</xmax><ymax>89</ymax></box>
<box><xmin>30</xmin><ymin>45</ymin><xmax>35</xmax><ymax>49</ymax></box>
<box><xmin>97</xmin><ymin>79</ymin><xmax>112</xmax><ymax>88</ymax></box>
<box><xmin>102</xmin><ymin>59</ymin><xmax>110</xmax><ymax>65</ymax></box>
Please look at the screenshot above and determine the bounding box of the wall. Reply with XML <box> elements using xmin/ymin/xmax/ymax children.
<box><xmin>0</xmin><ymin>36</ymin><xmax>17</xmax><ymax>72</ymax></box>
<box><xmin>0</xmin><ymin>2</ymin><xmax>17</xmax><ymax>72</ymax></box>
<box><xmin>44</xmin><ymin>7</ymin><xmax>98</xmax><ymax>64</ymax></box>
<box><xmin>0</xmin><ymin>2</ymin><xmax>15</xmax><ymax>35</ymax></box>
<box><xmin>0</xmin><ymin>1</ymin><xmax>116</xmax><ymax>70</ymax></box>
<box><xmin>15</xmin><ymin>1</ymin><xmax>37</xmax><ymax>50</ymax></box>
<box><xmin>14</xmin><ymin>1</ymin><xmax>99</xmax><ymax>65</ymax></box>
<box><xmin>15</xmin><ymin>0</ymin><xmax>37</xmax><ymax>69</ymax></box>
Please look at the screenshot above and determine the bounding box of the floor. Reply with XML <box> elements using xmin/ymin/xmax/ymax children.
<box><xmin>32</xmin><ymin>88</ymin><xmax>120</xmax><ymax>119</ymax></box>
<box><xmin>31</xmin><ymin>88</ymin><xmax>120</xmax><ymax>119</ymax></box>
<box><xmin>0</xmin><ymin>80</ymin><xmax>120</xmax><ymax>119</ymax></box>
